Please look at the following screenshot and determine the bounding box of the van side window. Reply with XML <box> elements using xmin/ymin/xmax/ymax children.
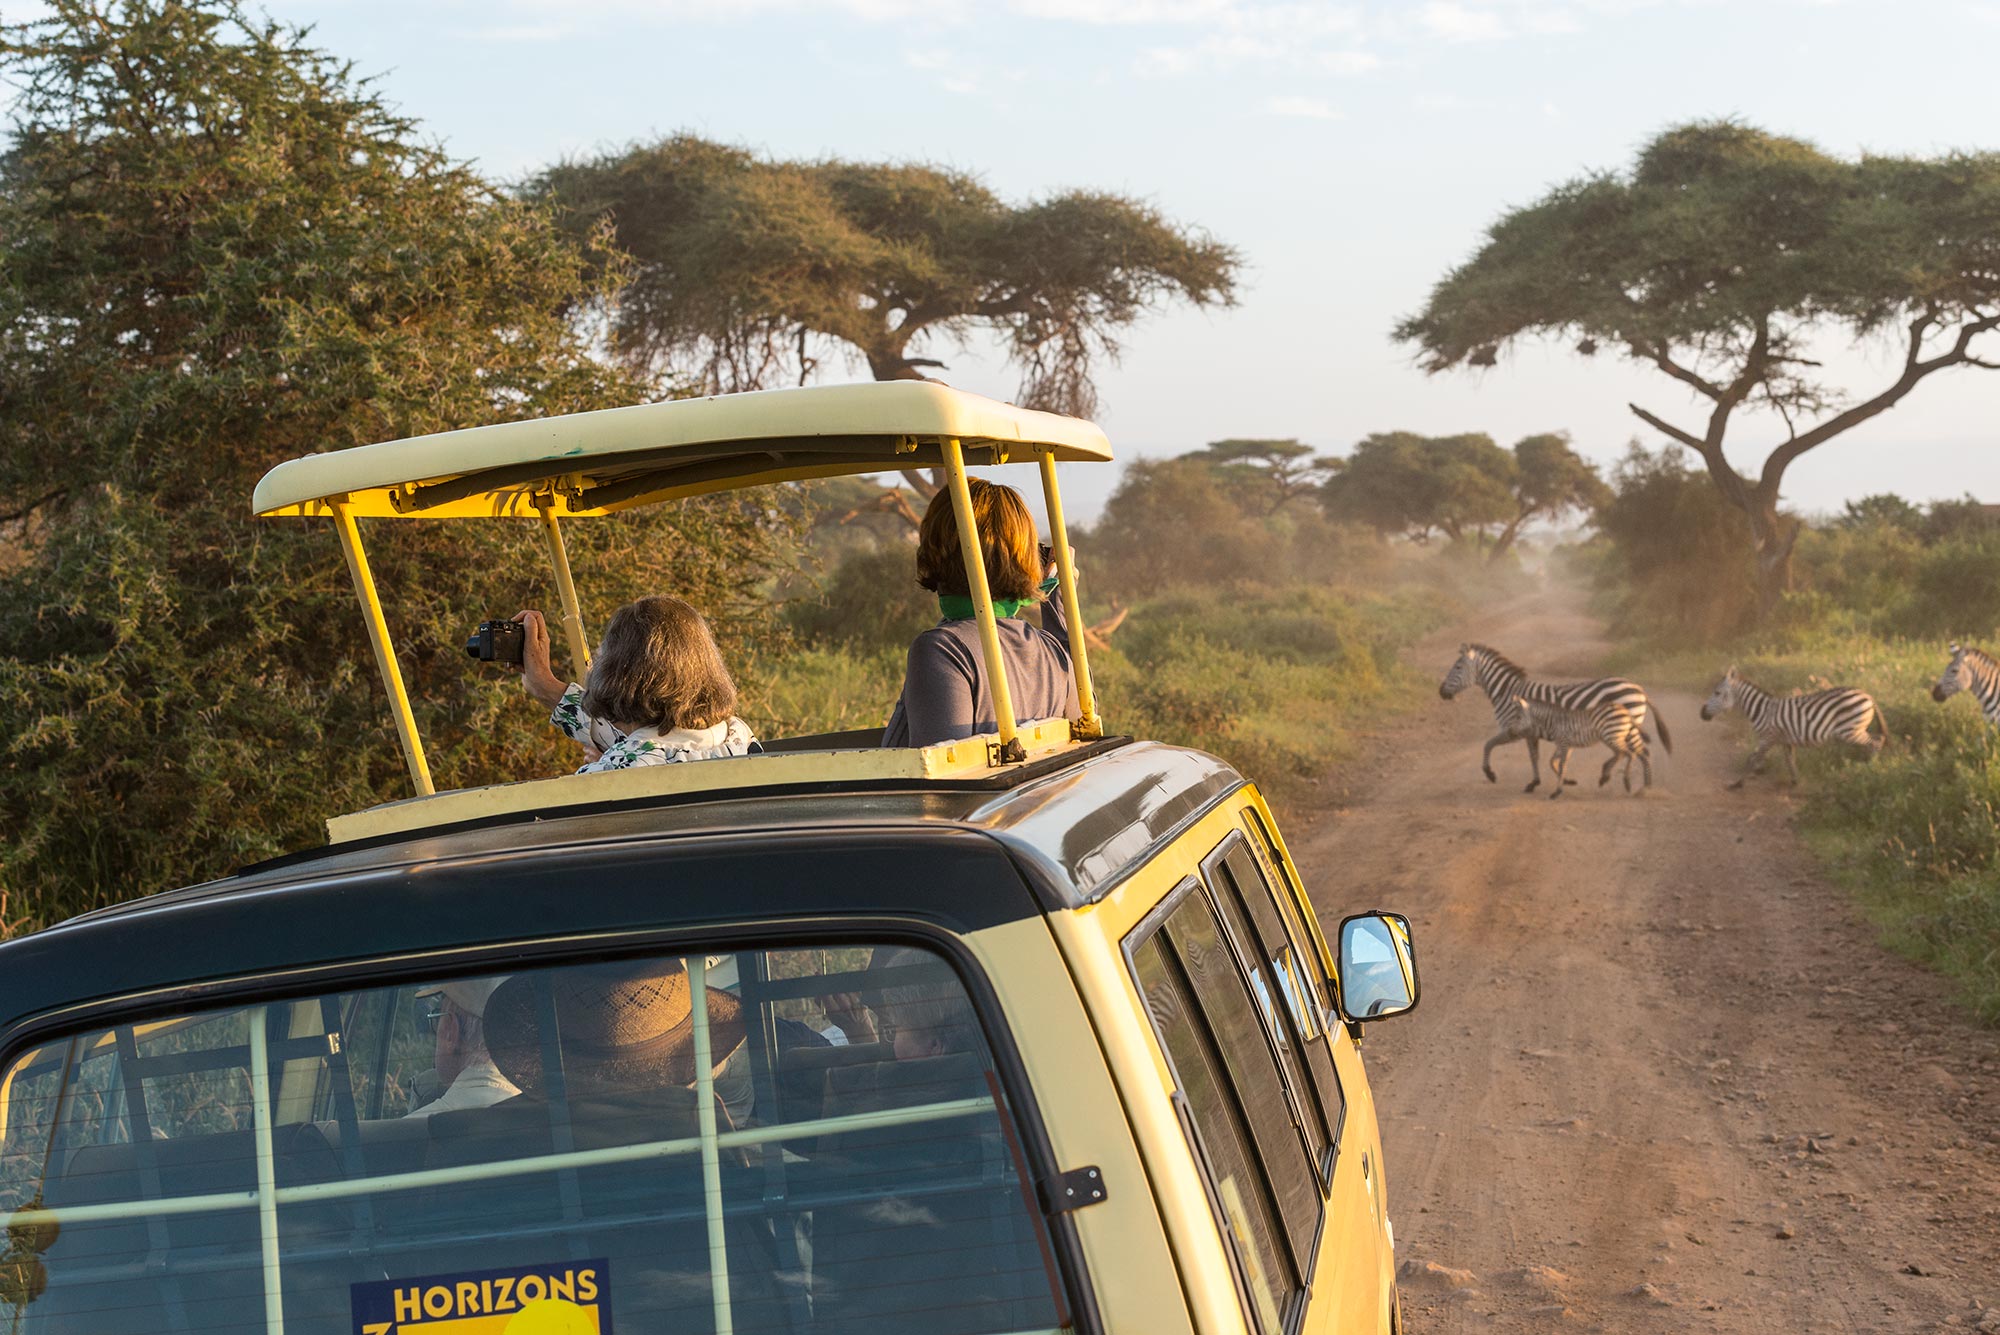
<box><xmin>1242</xmin><ymin>810</ymin><xmax>1339</xmax><ymax>1017</ymax></box>
<box><xmin>1212</xmin><ymin>835</ymin><xmax>1348</xmax><ymax>1161</ymax></box>
<box><xmin>1132</xmin><ymin>884</ymin><xmax>1320</xmax><ymax>1331</ymax></box>
<box><xmin>0</xmin><ymin>940</ymin><xmax>1065</xmax><ymax>1335</ymax></box>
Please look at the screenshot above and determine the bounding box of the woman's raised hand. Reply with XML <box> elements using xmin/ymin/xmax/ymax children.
<box><xmin>513</xmin><ymin>609</ymin><xmax>567</xmax><ymax>709</ymax></box>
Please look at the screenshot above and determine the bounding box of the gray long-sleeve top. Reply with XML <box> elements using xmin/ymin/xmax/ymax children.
<box><xmin>881</xmin><ymin>595</ymin><xmax>1077</xmax><ymax>748</ymax></box>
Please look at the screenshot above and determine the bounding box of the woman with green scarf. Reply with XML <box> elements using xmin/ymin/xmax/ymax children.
<box><xmin>881</xmin><ymin>479</ymin><xmax>1076</xmax><ymax>748</ymax></box>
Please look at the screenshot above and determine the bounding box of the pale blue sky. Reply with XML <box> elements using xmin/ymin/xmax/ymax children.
<box><xmin>12</xmin><ymin>0</ymin><xmax>2000</xmax><ymax>518</ymax></box>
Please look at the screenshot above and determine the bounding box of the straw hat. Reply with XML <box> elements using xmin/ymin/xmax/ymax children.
<box><xmin>484</xmin><ymin>959</ymin><xmax>744</xmax><ymax>1093</ymax></box>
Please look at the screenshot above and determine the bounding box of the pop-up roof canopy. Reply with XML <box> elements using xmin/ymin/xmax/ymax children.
<box><xmin>253</xmin><ymin>380</ymin><xmax>1112</xmax><ymax>519</ymax></box>
<box><xmin>254</xmin><ymin>381</ymin><xmax>1110</xmax><ymax>819</ymax></box>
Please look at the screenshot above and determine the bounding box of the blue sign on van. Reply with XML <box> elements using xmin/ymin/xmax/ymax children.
<box><xmin>351</xmin><ymin>1258</ymin><xmax>612</xmax><ymax>1333</ymax></box>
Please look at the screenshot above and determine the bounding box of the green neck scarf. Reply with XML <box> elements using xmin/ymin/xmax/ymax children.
<box><xmin>938</xmin><ymin>593</ymin><xmax>1030</xmax><ymax>621</ymax></box>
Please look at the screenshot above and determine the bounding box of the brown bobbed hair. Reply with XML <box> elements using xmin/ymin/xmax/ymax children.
<box><xmin>915</xmin><ymin>479</ymin><xmax>1042</xmax><ymax>602</ymax></box>
<box><xmin>582</xmin><ymin>595</ymin><xmax>738</xmax><ymax>732</ymax></box>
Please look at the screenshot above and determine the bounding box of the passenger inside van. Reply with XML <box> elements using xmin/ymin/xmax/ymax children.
<box><xmin>882</xmin><ymin>481</ymin><xmax>1078</xmax><ymax>747</ymax></box>
<box><xmin>514</xmin><ymin>597</ymin><xmax>756</xmax><ymax>771</ymax></box>
<box><xmin>404</xmin><ymin>975</ymin><xmax>517</xmax><ymax>1118</ymax></box>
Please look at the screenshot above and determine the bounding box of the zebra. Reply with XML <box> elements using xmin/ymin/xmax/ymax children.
<box><xmin>1439</xmin><ymin>642</ymin><xmax>1672</xmax><ymax>793</ymax></box>
<box><xmin>1699</xmin><ymin>666</ymin><xmax>1886</xmax><ymax>788</ymax></box>
<box><xmin>1932</xmin><ymin>644</ymin><xmax>2000</xmax><ymax>725</ymax></box>
<box><xmin>1513</xmin><ymin>695</ymin><xmax>1651</xmax><ymax>799</ymax></box>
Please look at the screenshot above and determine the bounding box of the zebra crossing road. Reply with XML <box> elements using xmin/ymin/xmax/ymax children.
<box><xmin>1288</xmin><ymin>579</ymin><xmax>2000</xmax><ymax>1334</ymax></box>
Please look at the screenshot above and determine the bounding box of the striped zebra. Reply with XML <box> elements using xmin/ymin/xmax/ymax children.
<box><xmin>1932</xmin><ymin>644</ymin><xmax>2000</xmax><ymax>724</ymax></box>
<box><xmin>1699</xmin><ymin>666</ymin><xmax>1886</xmax><ymax>788</ymax></box>
<box><xmin>1514</xmin><ymin>696</ymin><xmax>1651</xmax><ymax>799</ymax></box>
<box><xmin>1439</xmin><ymin>642</ymin><xmax>1671</xmax><ymax>793</ymax></box>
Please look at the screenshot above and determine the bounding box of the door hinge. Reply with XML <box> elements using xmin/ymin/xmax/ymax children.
<box><xmin>1042</xmin><ymin>1165</ymin><xmax>1108</xmax><ymax>1214</ymax></box>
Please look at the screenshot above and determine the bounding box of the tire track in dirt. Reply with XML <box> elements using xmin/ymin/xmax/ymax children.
<box><xmin>1287</xmin><ymin>576</ymin><xmax>2000</xmax><ymax>1333</ymax></box>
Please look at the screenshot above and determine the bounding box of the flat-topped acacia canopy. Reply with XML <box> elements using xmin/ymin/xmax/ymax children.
<box><xmin>252</xmin><ymin>381</ymin><xmax>1110</xmax><ymax>813</ymax></box>
<box><xmin>252</xmin><ymin>380</ymin><xmax>1112</xmax><ymax>519</ymax></box>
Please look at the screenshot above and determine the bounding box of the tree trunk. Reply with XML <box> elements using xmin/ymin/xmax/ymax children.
<box><xmin>1488</xmin><ymin>510</ymin><xmax>1530</xmax><ymax>562</ymax></box>
<box><xmin>1746</xmin><ymin>494</ymin><xmax>1798</xmax><ymax>617</ymax></box>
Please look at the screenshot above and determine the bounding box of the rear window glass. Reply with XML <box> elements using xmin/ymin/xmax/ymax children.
<box><xmin>0</xmin><ymin>941</ymin><xmax>1065</xmax><ymax>1335</ymax></box>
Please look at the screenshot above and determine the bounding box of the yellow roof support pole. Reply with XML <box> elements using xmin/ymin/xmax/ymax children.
<box><xmin>1037</xmin><ymin>451</ymin><xmax>1101</xmax><ymax>740</ymax></box>
<box><xmin>330</xmin><ymin>501</ymin><xmax>434</xmax><ymax>797</ymax></box>
<box><xmin>536</xmin><ymin>502</ymin><xmax>592</xmax><ymax>676</ymax></box>
<box><xmin>940</xmin><ymin>437</ymin><xmax>1026</xmax><ymax>765</ymax></box>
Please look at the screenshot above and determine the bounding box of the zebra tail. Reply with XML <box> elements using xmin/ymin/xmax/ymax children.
<box><xmin>1871</xmin><ymin>700</ymin><xmax>1892</xmax><ymax>750</ymax></box>
<box><xmin>1650</xmin><ymin>698</ymin><xmax>1674</xmax><ymax>754</ymax></box>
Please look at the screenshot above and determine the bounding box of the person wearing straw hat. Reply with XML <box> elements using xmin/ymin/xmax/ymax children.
<box><xmin>481</xmin><ymin>958</ymin><xmax>746</xmax><ymax>1099</ymax></box>
<box><xmin>406</xmin><ymin>976</ymin><xmax>519</xmax><ymax>1119</ymax></box>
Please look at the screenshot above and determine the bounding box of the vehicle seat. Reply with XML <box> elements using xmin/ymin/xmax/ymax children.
<box><xmin>36</xmin><ymin>1124</ymin><xmax>349</xmax><ymax>1333</ymax></box>
<box><xmin>402</xmin><ymin>1086</ymin><xmax>789</xmax><ymax>1332</ymax></box>
<box><xmin>806</xmin><ymin>1053</ymin><xmax>1058</xmax><ymax>1335</ymax></box>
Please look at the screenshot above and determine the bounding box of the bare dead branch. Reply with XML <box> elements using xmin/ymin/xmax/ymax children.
<box><xmin>1627</xmin><ymin>404</ymin><xmax>1703</xmax><ymax>450</ymax></box>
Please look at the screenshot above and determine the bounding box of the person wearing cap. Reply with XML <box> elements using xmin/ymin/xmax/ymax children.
<box><xmin>406</xmin><ymin>976</ymin><xmax>519</xmax><ymax>1119</ymax></box>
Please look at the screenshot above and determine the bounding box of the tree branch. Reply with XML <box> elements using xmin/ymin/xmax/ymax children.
<box><xmin>1759</xmin><ymin>311</ymin><xmax>2000</xmax><ymax>494</ymax></box>
<box><xmin>1648</xmin><ymin>344</ymin><xmax>1725</xmax><ymax>400</ymax></box>
<box><xmin>0</xmin><ymin>485</ymin><xmax>70</xmax><ymax>526</ymax></box>
<box><xmin>1628</xmin><ymin>404</ymin><xmax>1702</xmax><ymax>450</ymax></box>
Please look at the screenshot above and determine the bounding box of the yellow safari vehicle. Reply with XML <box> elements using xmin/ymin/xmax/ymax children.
<box><xmin>0</xmin><ymin>383</ymin><xmax>1419</xmax><ymax>1334</ymax></box>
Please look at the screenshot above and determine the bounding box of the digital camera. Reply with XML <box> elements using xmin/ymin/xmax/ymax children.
<box><xmin>465</xmin><ymin>619</ymin><xmax>526</xmax><ymax>665</ymax></box>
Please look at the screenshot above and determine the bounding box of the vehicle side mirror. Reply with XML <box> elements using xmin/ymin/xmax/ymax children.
<box><xmin>1336</xmin><ymin>912</ymin><xmax>1419</xmax><ymax>1024</ymax></box>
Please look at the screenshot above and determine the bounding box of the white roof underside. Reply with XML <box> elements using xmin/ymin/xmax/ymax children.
<box><xmin>252</xmin><ymin>381</ymin><xmax>1113</xmax><ymax>519</ymax></box>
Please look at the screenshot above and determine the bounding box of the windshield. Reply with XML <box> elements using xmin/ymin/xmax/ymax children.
<box><xmin>0</xmin><ymin>940</ymin><xmax>1066</xmax><ymax>1335</ymax></box>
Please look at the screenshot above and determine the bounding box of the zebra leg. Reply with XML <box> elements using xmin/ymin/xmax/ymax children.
<box><xmin>1522</xmin><ymin>734</ymin><xmax>1542</xmax><ymax>794</ymax></box>
<box><xmin>1784</xmin><ymin>745</ymin><xmax>1800</xmax><ymax>785</ymax></box>
<box><xmin>1597</xmin><ymin>749</ymin><xmax>1618</xmax><ymax>787</ymax></box>
<box><xmin>1548</xmin><ymin>746</ymin><xmax>1567</xmax><ymax>799</ymax></box>
<box><xmin>1728</xmin><ymin>742</ymin><xmax>1770</xmax><ymax>790</ymax></box>
<box><xmin>1632</xmin><ymin>740</ymin><xmax>1652</xmax><ymax>794</ymax></box>
<box><xmin>1481</xmin><ymin>732</ymin><xmax>1510</xmax><ymax>784</ymax></box>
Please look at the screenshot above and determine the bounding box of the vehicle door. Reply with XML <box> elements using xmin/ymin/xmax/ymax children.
<box><xmin>1123</xmin><ymin>809</ymin><xmax>1382</xmax><ymax>1335</ymax></box>
<box><xmin>0</xmin><ymin>933</ymin><xmax>1080</xmax><ymax>1335</ymax></box>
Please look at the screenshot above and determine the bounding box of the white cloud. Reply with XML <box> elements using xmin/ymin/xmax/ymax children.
<box><xmin>1521</xmin><ymin>6</ymin><xmax>1583</xmax><ymax>32</ymax></box>
<box><xmin>1318</xmin><ymin>49</ymin><xmax>1382</xmax><ymax>73</ymax></box>
<box><xmin>1419</xmin><ymin>1</ymin><xmax>1509</xmax><ymax>40</ymax></box>
<box><xmin>1262</xmin><ymin>94</ymin><xmax>1341</xmax><ymax>119</ymax></box>
<box><xmin>1008</xmin><ymin>0</ymin><xmax>1237</xmax><ymax>21</ymax></box>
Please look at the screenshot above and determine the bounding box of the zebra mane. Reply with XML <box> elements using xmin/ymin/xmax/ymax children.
<box><xmin>1957</xmin><ymin>645</ymin><xmax>1998</xmax><ymax>671</ymax></box>
<box><xmin>1467</xmin><ymin>642</ymin><xmax>1525</xmax><ymax>675</ymax></box>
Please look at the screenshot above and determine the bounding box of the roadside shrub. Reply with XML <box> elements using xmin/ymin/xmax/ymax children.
<box><xmin>785</xmin><ymin>543</ymin><xmax>935</xmax><ymax>653</ymax></box>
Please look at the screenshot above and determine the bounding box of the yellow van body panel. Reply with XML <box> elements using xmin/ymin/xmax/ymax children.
<box><xmin>1042</xmin><ymin>786</ymin><xmax>1397</xmax><ymax>1334</ymax></box>
<box><xmin>967</xmin><ymin>916</ymin><xmax>1198</xmax><ymax>1334</ymax></box>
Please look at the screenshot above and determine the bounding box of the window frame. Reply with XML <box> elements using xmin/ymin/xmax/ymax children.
<box><xmin>1122</xmin><ymin>875</ymin><xmax>1320</xmax><ymax>1335</ymax></box>
<box><xmin>0</xmin><ymin>915</ymin><xmax>1101</xmax><ymax>1335</ymax></box>
<box><xmin>1211</xmin><ymin>826</ymin><xmax>1349</xmax><ymax>1165</ymax></box>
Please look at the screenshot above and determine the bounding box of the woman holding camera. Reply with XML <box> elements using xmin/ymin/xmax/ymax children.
<box><xmin>516</xmin><ymin>596</ymin><xmax>756</xmax><ymax>772</ymax></box>
<box><xmin>882</xmin><ymin>479</ymin><xmax>1077</xmax><ymax>748</ymax></box>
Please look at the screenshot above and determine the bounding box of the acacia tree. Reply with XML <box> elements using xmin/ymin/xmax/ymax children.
<box><xmin>1320</xmin><ymin>431</ymin><xmax>1516</xmax><ymax>543</ymax></box>
<box><xmin>1489</xmin><ymin>432</ymin><xmax>1612</xmax><ymax>559</ymax></box>
<box><xmin>1396</xmin><ymin>122</ymin><xmax>2000</xmax><ymax>610</ymax></box>
<box><xmin>1192</xmin><ymin>439</ymin><xmax>1330</xmax><ymax>515</ymax></box>
<box><xmin>0</xmin><ymin>1</ymin><xmax>793</xmax><ymax>925</ymax></box>
<box><xmin>526</xmin><ymin>135</ymin><xmax>1241</xmax><ymax>427</ymax></box>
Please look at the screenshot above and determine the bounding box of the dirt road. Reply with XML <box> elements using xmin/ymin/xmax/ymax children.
<box><xmin>1289</xmin><ymin>579</ymin><xmax>2000</xmax><ymax>1333</ymax></box>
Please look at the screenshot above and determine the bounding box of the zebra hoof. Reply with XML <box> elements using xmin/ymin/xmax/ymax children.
<box><xmin>1563</xmin><ymin>778</ymin><xmax>1578</xmax><ymax>786</ymax></box>
<box><xmin>1483</xmin><ymin>769</ymin><xmax>1497</xmax><ymax>784</ymax></box>
<box><xmin>1547</xmin><ymin>789</ymin><xmax>1563</xmax><ymax>801</ymax></box>
<box><xmin>1522</xmin><ymin>780</ymin><xmax>1539</xmax><ymax>793</ymax></box>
